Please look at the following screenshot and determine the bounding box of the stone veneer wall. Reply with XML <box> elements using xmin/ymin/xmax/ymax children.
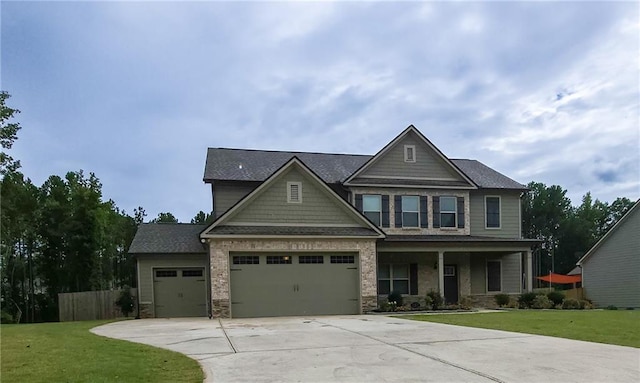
<box><xmin>208</xmin><ymin>238</ymin><xmax>378</xmax><ymax>318</ymax></box>
<box><xmin>138</xmin><ymin>303</ymin><xmax>153</xmax><ymax>319</ymax></box>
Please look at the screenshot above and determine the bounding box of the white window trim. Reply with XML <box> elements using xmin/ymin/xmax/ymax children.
<box><xmin>287</xmin><ymin>181</ymin><xmax>302</xmax><ymax>203</ymax></box>
<box><xmin>401</xmin><ymin>195</ymin><xmax>420</xmax><ymax>228</ymax></box>
<box><xmin>404</xmin><ymin>145</ymin><xmax>416</xmax><ymax>163</ymax></box>
<box><xmin>485</xmin><ymin>195</ymin><xmax>502</xmax><ymax>229</ymax></box>
<box><xmin>440</xmin><ymin>196</ymin><xmax>457</xmax><ymax>228</ymax></box>
<box><xmin>363</xmin><ymin>194</ymin><xmax>382</xmax><ymax>226</ymax></box>
<box><xmin>378</xmin><ymin>264</ymin><xmax>410</xmax><ymax>295</ymax></box>
<box><xmin>486</xmin><ymin>260</ymin><xmax>502</xmax><ymax>294</ymax></box>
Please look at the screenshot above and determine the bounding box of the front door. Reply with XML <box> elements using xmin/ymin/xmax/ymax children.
<box><xmin>443</xmin><ymin>264</ymin><xmax>459</xmax><ymax>304</ymax></box>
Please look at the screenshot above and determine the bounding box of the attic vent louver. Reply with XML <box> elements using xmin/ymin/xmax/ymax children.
<box><xmin>287</xmin><ymin>181</ymin><xmax>302</xmax><ymax>203</ymax></box>
<box><xmin>404</xmin><ymin>145</ymin><xmax>416</xmax><ymax>162</ymax></box>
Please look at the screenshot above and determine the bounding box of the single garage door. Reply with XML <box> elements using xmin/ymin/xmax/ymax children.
<box><xmin>153</xmin><ymin>268</ymin><xmax>207</xmax><ymax>318</ymax></box>
<box><xmin>229</xmin><ymin>253</ymin><xmax>359</xmax><ymax>318</ymax></box>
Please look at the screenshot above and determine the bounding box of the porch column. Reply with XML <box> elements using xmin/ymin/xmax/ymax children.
<box><xmin>526</xmin><ymin>250</ymin><xmax>533</xmax><ymax>292</ymax></box>
<box><xmin>438</xmin><ymin>251</ymin><xmax>444</xmax><ymax>294</ymax></box>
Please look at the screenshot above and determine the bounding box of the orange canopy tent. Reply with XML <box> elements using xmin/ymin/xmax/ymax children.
<box><xmin>536</xmin><ymin>272</ymin><xmax>581</xmax><ymax>284</ymax></box>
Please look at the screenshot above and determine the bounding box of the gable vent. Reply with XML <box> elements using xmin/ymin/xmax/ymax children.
<box><xmin>287</xmin><ymin>181</ymin><xmax>302</xmax><ymax>203</ymax></box>
<box><xmin>404</xmin><ymin>145</ymin><xmax>416</xmax><ymax>162</ymax></box>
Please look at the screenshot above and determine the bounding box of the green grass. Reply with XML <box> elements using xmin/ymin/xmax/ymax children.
<box><xmin>407</xmin><ymin>310</ymin><xmax>640</xmax><ymax>348</ymax></box>
<box><xmin>1</xmin><ymin>320</ymin><xmax>204</xmax><ymax>383</ymax></box>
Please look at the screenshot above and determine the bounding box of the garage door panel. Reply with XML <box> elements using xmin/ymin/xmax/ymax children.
<box><xmin>154</xmin><ymin>267</ymin><xmax>207</xmax><ymax>318</ymax></box>
<box><xmin>230</xmin><ymin>253</ymin><xmax>359</xmax><ymax>318</ymax></box>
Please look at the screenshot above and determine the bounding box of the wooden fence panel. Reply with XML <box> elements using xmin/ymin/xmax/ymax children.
<box><xmin>58</xmin><ymin>289</ymin><xmax>138</xmax><ymax>322</ymax></box>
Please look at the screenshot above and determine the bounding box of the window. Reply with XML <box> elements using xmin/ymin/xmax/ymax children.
<box><xmin>440</xmin><ymin>196</ymin><xmax>457</xmax><ymax>228</ymax></box>
<box><xmin>182</xmin><ymin>269</ymin><xmax>203</xmax><ymax>277</ymax></box>
<box><xmin>299</xmin><ymin>255</ymin><xmax>324</xmax><ymax>264</ymax></box>
<box><xmin>233</xmin><ymin>255</ymin><xmax>259</xmax><ymax>265</ymax></box>
<box><xmin>330</xmin><ymin>255</ymin><xmax>355</xmax><ymax>264</ymax></box>
<box><xmin>487</xmin><ymin>260</ymin><xmax>501</xmax><ymax>292</ymax></box>
<box><xmin>155</xmin><ymin>270</ymin><xmax>177</xmax><ymax>278</ymax></box>
<box><xmin>404</xmin><ymin>145</ymin><xmax>416</xmax><ymax>162</ymax></box>
<box><xmin>486</xmin><ymin>196</ymin><xmax>501</xmax><ymax>228</ymax></box>
<box><xmin>363</xmin><ymin>195</ymin><xmax>382</xmax><ymax>226</ymax></box>
<box><xmin>443</xmin><ymin>265</ymin><xmax>455</xmax><ymax>277</ymax></box>
<box><xmin>287</xmin><ymin>182</ymin><xmax>302</xmax><ymax>203</ymax></box>
<box><xmin>401</xmin><ymin>196</ymin><xmax>419</xmax><ymax>228</ymax></box>
<box><xmin>267</xmin><ymin>255</ymin><xmax>292</xmax><ymax>264</ymax></box>
<box><xmin>378</xmin><ymin>264</ymin><xmax>409</xmax><ymax>295</ymax></box>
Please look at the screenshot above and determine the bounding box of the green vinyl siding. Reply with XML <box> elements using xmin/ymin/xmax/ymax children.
<box><xmin>137</xmin><ymin>254</ymin><xmax>208</xmax><ymax>304</ymax></box>
<box><xmin>469</xmin><ymin>191</ymin><xmax>521</xmax><ymax>238</ymax></box>
<box><xmin>228</xmin><ymin>167</ymin><xmax>358</xmax><ymax>225</ymax></box>
<box><xmin>582</xmin><ymin>206</ymin><xmax>640</xmax><ymax>308</ymax></box>
<box><xmin>214</xmin><ymin>181</ymin><xmax>258</xmax><ymax>216</ymax></box>
<box><xmin>470</xmin><ymin>253</ymin><xmax>521</xmax><ymax>294</ymax></box>
<box><xmin>355</xmin><ymin>131</ymin><xmax>465</xmax><ymax>181</ymax></box>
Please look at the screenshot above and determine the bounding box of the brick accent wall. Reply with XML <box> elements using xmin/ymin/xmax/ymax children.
<box><xmin>208</xmin><ymin>238</ymin><xmax>377</xmax><ymax>318</ymax></box>
<box><xmin>138</xmin><ymin>303</ymin><xmax>153</xmax><ymax>319</ymax></box>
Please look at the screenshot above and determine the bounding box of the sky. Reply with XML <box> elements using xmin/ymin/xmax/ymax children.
<box><xmin>2</xmin><ymin>1</ymin><xmax>639</xmax><ymax>222</ymax></box>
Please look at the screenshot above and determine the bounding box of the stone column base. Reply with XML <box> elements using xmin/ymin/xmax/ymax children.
<box><xmin>212</xmin><ymin>299</ymin><xmax>230</xmax><ymax>318</ymax></box>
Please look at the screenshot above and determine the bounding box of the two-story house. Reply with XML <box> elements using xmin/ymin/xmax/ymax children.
<box><xmin>129</xmin><ymin>125</ymin><xmax>537</xmax><ymax>318</ymax></box>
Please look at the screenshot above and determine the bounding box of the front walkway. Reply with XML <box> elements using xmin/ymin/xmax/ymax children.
<box><xmin>92</xmin><ymin>315</ymin><xmax>639</xmax><ymax>382</ymax></box>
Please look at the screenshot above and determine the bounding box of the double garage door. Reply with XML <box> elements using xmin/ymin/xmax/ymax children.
<box><xmin>230</xmin><ymin>253</ymin><xmax>360</xmax><ymax>318</ymax></box>
<box><xmin>153</xmin><ymin>268</ymin><xmax>207</xmax><ymax>318</ymax></box>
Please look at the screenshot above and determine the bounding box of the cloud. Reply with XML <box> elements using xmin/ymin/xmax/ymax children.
<box><xmin>3</xmin><ymin>1</ymin><xmax>638</xmax><ymax>221</ymax></box>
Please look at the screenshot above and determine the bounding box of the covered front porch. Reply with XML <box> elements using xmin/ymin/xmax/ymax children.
<box><xmin>376</xmin><ymin>236</ymin><xmax>537</xmax><ymax>307</ymax></box>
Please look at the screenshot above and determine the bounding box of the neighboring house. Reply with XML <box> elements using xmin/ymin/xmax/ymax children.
<box><xmin>576</xmin><ymin>200</ymin><xmax>640</xmax><ymax>308</ymax></box>
<box><xmin>130</xmin><ymin>125</ymin><xmax>538</xmax><ymax>318</ymax></box>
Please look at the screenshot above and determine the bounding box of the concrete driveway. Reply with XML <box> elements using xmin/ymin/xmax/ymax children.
<box><xmin>92</xmin><ymin>315</ymin><xmax>639</xmax><ymax>382</ymax></box>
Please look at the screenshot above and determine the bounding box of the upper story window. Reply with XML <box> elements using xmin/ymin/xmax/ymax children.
<box><xmin>401</xmin><ymin>196</ymin><xmax>419</xmax><ymax>228</ymax></box>
<box><xmin>404</xmin><ymin>145</ymin><xmax>416</xmax><ymax>162</ymax></box>
<box><xmin>485</xmin><ymin>196</ymin><xmax>501</xmax><ymax>228</ymax></box>
<box><xmin>363</xmin><ymin>195</ymin><xmax>382</xmax><ymax>226</ymax></box>
<box><xmin>440</xmin><ymin>196</ymin><xmax>457</xmax><ymax>228</ymax></box>
<box><xmin>287</xmin><ymin>182</ymin><xmax>302</xmax><ymax>203</ymax></box>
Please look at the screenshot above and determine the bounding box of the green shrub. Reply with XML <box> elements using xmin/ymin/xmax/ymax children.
<box><xmin>518</xmin><ymin>292</ymin><xmax>540</xmax><ymax>308</ymax></box>
<box><xmin>605</xmin><ymin>305</ymin><xmax>618</xmax><ymax>310</ymax></box>
<box><xmin>0</xmin><ymin>309</ymin><xmax>14</xmax><ymax>324</ymax></box>
<box><xmin>562</xmin><ymin>298</ymin><xmax>581</xmax><ymax>310</ymax></box>
<box><xmin>115</xmin><ymin>287</ymin><xmax>135</xmax><ymax>317</ymax></box>
<box><xmin>459</xmin><ymin>296</ymin><xmax>473</xmax><ymax>310</ymax></box>
<box><xmin>547</xmin><ymin>291</ymin><xmax>565</xmax><ymax>306</ymax></box>
<box><xmin>426</xmin><ymin>290</ymin><xmax>443</xmax><ymax>310</ymax></box>
<box><xmin>494</xmin><ymin>294</ymin><xmax>510</xmax><ymax>307</ymax></box>
<box><xmin>388</xmin><ymin>291</ymin><xmax>403</xmax><ymax>307</ymax></box>
<box><xmin>424</xmin><ymin>295</ymin><xmax>433</xmax><ymax>309</ymax></box>
<box><xmin>579</xmin><ymin>300</ymin><xmax>593</xmax><ymax>309</ymax></box>
<box><xmin>532</xmin><ymin>295</ymin><xmax>553</xmax><ymax>309</ymax></box>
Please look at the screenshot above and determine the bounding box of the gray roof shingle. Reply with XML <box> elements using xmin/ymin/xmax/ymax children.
<box><xmin>451</xmin><ymin>159</ymin><xmax>526</xmax><ymax>190</ymax></box>
<box><xmin>208</xmin><ymin>225</ymin><xmax>380</xmax><ymax>237</ymax></box>
<box><xmin>203</xmin><ymin>148</ymin><xmax>526</xmax><ymax>190</ymax></box>
<box><xmin>129</xmin><ymin>224</ymin><xmax>207</xmax><ymax>254</ymax></box>
<box><xmin>203</xmin><ymin>148</ymin><xmax>369</xmax><ymax>184</ymax></box>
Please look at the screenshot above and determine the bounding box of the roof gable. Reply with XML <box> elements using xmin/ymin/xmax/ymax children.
<box><xmin>201</xmin><ymin>157</ymin><xmax>384</xmax><ymax>238</ymax></box>
<box><xmin>577</xmin><ymin>200</ymin><xmax>640</xmax><ymax>265</ymax></box>
<box><xmin>344</xmin><ymin>125</ymin><xmax>477</xmax><ymax>189</ymax></box>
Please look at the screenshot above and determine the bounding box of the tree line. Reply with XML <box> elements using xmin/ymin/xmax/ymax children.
<box><xmin>0</xmin><ymin>92</ymin><xmax>212</xmax><ymax>322</ymax></box>
<box><xmin>0</xmin><ymin>91</ymin><xmax>636</xmax><ymax>322</ymax></box>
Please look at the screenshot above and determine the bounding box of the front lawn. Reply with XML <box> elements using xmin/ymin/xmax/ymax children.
<box><xmin>1</xmin><ymin>320</ymin><xmax>204</xmax><ymax>383</ymax></box>
<box><xmin>407</xmin><ymin>310</ymin><xmax>640</xmax><ymax>348</ymax></box>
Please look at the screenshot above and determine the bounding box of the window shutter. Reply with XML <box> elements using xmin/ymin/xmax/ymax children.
<box><xmin>355</xmin><ymin>194</ymin><xmax>363</xmax><ymax>212</ymax></box>
<box><xmin>394</xmin><ymin>195</ymin><xmax>402</xmax><ymax>228</ymax></box>
<box><xmin>381</xmin><ymin>195</ymin><xmax>390</xmax><ymax>228</ymax></box>
<box><xmin>419</xmin><ymin>196</ymin><xmax>428</xmax><ymax>228</ymax></box>
<box><xmin>457</xmin><ymin>197</ymin><xmax>465</xmax><ymax>228</ymax></box>
<box><xmin>433</xmin><ymin>196</ymin><xmax>440</xmax><ymax>228</ymax></box>
<box><xmin>410</xmin><ymin>263</ymin><xmax>418</xmax><ymax>295</ymax></box>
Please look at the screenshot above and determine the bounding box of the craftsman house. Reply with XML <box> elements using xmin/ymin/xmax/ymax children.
<box><xmin>129</xmin><ymin>125</ymin><xmax>537</xmax><ymax>318</ymax></box>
